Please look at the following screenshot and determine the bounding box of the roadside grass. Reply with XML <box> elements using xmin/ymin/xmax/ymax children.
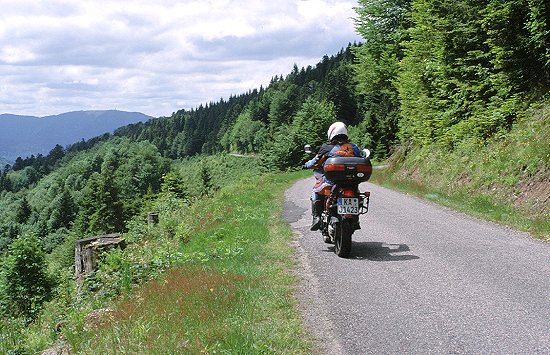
<box><xmin>63</xmin><ymin>170</ymin><xmax>313</xmax><ymax>354</ymax></box>
<box><xmin>370</xmin><ymin>101</ymin><xmax>549</xmax><ymax>240</ymax></box>
<box><xmin>370</xmin><ymin>167</ymin><xmax>549</xmax><ymax>240</ymax></box>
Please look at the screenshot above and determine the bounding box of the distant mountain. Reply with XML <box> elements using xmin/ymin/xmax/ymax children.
<box><xmin>0</xmin><ymin>110</ymin><xmax>152</xmax><ymax>162</ymax></box>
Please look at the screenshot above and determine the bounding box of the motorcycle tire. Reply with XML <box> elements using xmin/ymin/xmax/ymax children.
<box><xmin>334</xmin><ymin>220</ymin><xmax>352</xmax><ymax>258</ymax></box>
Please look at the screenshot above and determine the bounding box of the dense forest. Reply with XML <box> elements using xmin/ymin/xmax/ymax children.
<box><xmin>0</xmin><ymin>0</ymin><xmax>548</xmax><ymax>350</ymax></box>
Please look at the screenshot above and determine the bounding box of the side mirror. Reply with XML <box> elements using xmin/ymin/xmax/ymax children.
<box><xmin>304</xmin><ymin>144</ymin><xmax>312</xmax><ymax>154</ymax></box>
<box><xmin>362</xmin><ymin>149</ymin><xmax>371</xmax><ymax>158</ymax></box>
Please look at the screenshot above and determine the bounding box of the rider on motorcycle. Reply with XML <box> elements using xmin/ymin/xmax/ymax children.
<box><xmin>304</xmin><ymin>122</ymin><xmax>363</xmax><ymax>231</ymax></box>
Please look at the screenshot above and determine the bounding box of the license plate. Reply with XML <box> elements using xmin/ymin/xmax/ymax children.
<box><xmin>337</xmin><ymin>197</ymin><xmax>359</xmax><ymax>215</ymax></box>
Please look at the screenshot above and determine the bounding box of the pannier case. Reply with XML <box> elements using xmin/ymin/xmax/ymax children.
<box><xmin>323</xmin><ymin>157</ymin><xmax>372</xmax><ymax>183</ymax></box>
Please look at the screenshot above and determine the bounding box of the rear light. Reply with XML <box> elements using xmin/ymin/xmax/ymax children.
<box><xmin>324</xmin><ymin>164</ymin><xmax>345</xmax><ymax>172</ymax></box>
<box><xmin>341</xmin><ymin>188</ymin><xmax>356</xmax><ymax>197</ymax></box>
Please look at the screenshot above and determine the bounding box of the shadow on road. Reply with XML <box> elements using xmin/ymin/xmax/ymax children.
<box><xmin>348</xmin><ymin>242</ymin><xmax>420</xmax><ymax>261</ymax></box>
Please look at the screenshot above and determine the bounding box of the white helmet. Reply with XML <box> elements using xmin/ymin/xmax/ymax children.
<box><xmin>327</xmin><ymin>121</ymin><xmax>348</xmax><ymax>141</ymax></box>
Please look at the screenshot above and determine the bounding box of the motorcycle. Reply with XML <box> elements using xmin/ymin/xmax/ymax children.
<box><xmin>304</xmin><ymin>144</ymin><xmax>372</xmax><ymax>258</ymax></box>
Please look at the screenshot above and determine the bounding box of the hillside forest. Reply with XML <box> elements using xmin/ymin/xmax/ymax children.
<box><xmin>0</xmin><ymin>0</ymin><xmax>548</xmax><ymax>351</ymax></box>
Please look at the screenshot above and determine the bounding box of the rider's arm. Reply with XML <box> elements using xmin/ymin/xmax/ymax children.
<box><xmin>305</xmin><ymin>143</ymin><xmax>334</xmax><ymax>169</ymax></box>
<box><xmin>305</xmin><ymin>155</ymin><xmax>320</xmax><ymax>169</ymax></box>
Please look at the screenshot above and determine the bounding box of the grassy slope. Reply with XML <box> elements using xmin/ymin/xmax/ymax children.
<box><xmin>373</xmin><ymin>100</ymin><xmax>549</xmax><ymax>239</ymax></box>
<box><xmin>59</xmin><ymin>170</ymin><xmax>312</xmax><ymax>354</ymax></box>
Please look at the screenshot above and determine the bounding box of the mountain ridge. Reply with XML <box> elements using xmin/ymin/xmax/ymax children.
<box><xmin>0</xmin><ymin>110</ymin><xmax>152</xmax><ymax>162</ymax></box>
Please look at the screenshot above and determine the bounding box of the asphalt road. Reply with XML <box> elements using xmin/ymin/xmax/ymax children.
<box><xmin>285</xmin><ymin>177</ymin><xmax>550</xmax><ymax>354</ymax></box>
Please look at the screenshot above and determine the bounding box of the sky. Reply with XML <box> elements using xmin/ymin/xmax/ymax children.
<box><xmin>0</xmin><ymin>0</ymin><xmax>363</xmax><ymax>118</ymax></box>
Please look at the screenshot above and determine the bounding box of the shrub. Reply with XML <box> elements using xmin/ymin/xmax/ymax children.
<box><xmin>0</xmin><ymin>234</ymin><xmax>55</xmax><ymax>320</ymax></box>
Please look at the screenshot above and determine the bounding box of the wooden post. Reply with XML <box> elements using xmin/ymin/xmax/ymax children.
<box><xmin>147</xmin><ymin>212</ymin><xmax>159</xmax><ymax>225</ymax></box>
<box><xmin>75</xmin><ymin>234</ymin><xmax>126</xmax><ymax>291</ymax></box>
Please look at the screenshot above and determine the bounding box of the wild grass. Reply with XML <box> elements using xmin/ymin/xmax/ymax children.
<box><xmin>1</xmin><ymin>156</ymin><xmax>312</xmax><ymax>354</ymax></box>
<box><xmin>370</xmin><ymin>101</ymin><xmax>549</xmax><ymax>240</ymax></box>
<box><xmin>61</xmin><ymin>170</ymin><xmax>312</xmax><ymax>354</ymax></box>
<box><xmin>371</xmin><ymin>168</ymin><xmax>548</xmax><ymax>238</ymax></box>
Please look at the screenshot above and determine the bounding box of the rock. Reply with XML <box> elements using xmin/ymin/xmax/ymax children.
<box><xmin>84</xmin><ymin>307</ymin><xmax>114</xmax><ymax>329</ymax></box>
<box><xmin>41</xmin><ymin>341</ymin><xmax>70</xmax><ymax>355</ymax></box>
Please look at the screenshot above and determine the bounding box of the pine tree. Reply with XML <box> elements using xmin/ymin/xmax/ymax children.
<box><xmin>199</xmin><ymin>163</ymin><xmax>214</xmax><ymax>197</ymax></box>
<box><xmin>15</xmin><ymin>196</ymin><xmax>32</xmax><ymax>224</ymax></box>
<box><xmin>47</xmin><ymin>189</ymin><xmax>76</xmax><ymax>231</ymax></box>
<box><xmin>353</xmin><ymin>0</ymin><xmax>412</xmax><ymax>156</ymax></box>
<box><xmin>161</xmin><ymin>172</ymin><xmax>188</xmax><ymax>199</ymax></box>
<box><xmin>75</xmin><ymin>172</ymin><xmax>124</xmax><ymax>235</ymax></box>
<box><xmin>0</xmin><ymin>234</ymin><xmax>54</xmax><ymax>320</ymax></box>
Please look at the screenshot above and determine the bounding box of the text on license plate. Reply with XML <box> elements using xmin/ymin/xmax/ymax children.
<box><xmin>337</xmin><ymin>197</ymin><xmax>359</xmax><ymax>215</ymax></box>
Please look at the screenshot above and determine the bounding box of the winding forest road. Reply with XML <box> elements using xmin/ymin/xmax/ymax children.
<box><xmin>285</xmin><ymin>177</ymin><xmax>550</xmax><ymax>354</ymax></box>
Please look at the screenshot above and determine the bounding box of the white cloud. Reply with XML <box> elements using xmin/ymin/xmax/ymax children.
<box><xmin>0</xmin><ymin>46</ymin><xmax>37</xmax><ymax>64</ymax></box>
<box><xmin>0</xmin><ymin>0</ymin><xmax>362</xmax><ymax>117</ymax></box>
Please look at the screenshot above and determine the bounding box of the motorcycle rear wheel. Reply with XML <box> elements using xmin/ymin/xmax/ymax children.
<box><xmin>334</xmin><ymin>220</ymin><xmax>352</xmax><ymax>258</ymax></box>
